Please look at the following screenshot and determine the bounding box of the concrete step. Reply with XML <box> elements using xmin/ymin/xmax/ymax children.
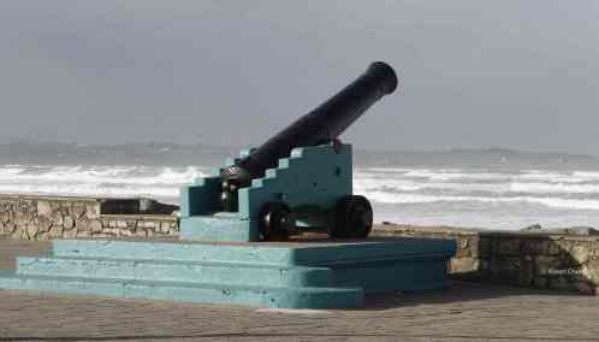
<box><xmin>16</xmin><ymin>256</ymin><xmax>332</xmax><ymax>287</ymax></box>
<box><xmin>52</xmin><ymin>239</ymin><xmax>294</xmax><ymax>265</ymax></box>
<box><xmin>52</xmin><ymin>238</ymin><xmax>457</xmax><ymax>267</ymax></box>
<box><xmin>0</xmin><ymin>271</ymin><xmax>363</xmax><ymax>309</ymax></box>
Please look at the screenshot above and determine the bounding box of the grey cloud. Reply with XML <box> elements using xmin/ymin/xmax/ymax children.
<box><xmin>0</xmin><ymin>0</ymin><xmax>598</xmax><ymax>153</ymax></box>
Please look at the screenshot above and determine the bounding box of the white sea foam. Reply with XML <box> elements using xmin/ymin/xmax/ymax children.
<box><xmin>0</xmin><ymin>166</ymin><xmax>206</xmax><ymax>185</ymax></box>
<box><xmin>358</xmin><ymin>191</ymin><xmax>599</xmax><ymax>211</ymax></box>
<box><xmin>353</xmin><ymin>167</ymin><xmax>599</xmax><ymax>212</ymax></box>
<box><xmin>508</xmin><ymin>182</ymin><xmax>599</xmax><ymax>194</ymax></box>
<box><xmin>0</xmin><ymin>183</ymin><xmax>180</xmax><ymax>198</ymax></box>
<box><xmin>360</xmin><ymin>168</ymin><xmax>599</xmax><ymax>184</ymax></box>
<box><xmin>3</xmin><ymin>164</ymin><xmax>599</xmax><ymax>216</ymax></box>
<box><xmin>354</xmin><ymin>177</ymin><xmax>599</xmax><ymax>196</ymax></box>
<box><xmin>0</xmin><ymin>165</ymin><xmax>209</xmax><ymax>200</ymax></box>
<box><xmin>403</xmin><ymin>170</ymin><xmax>510</xmax><ymax>181</ymax></box>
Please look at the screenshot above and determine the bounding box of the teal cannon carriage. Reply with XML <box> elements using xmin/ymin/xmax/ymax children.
<box><xmin>180</xmin><ymin>62</ymin><xmax>398</xmax><ymax>242</ymax></box>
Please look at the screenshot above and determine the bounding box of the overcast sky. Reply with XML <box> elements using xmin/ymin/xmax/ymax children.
<box><xmin>0</xmin><ymin>1</ymin><xmax>598</xmax><ymax>153</ymax></box>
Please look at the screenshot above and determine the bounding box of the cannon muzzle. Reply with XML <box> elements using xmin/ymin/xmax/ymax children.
<box><xmin>221</xmin><ymin>61</ymin><xmax>398</xmax><ymax>211</ymax></box>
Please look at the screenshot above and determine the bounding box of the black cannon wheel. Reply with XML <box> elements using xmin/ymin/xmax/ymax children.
<box><xmin>330</xmin><ymin>195</ymin><xmax>373</xmax><ymax>239</ymax></box>
<box><xmin>259</xmin><ymin>202</ymin><xmax>292</xmax><ymax>241</ymax></box>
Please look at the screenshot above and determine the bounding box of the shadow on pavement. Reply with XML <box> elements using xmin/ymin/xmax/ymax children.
<box><xmin>362</xmin><ymin>280</ymin><xmax>584</xmax><ymax>310</ymax></box>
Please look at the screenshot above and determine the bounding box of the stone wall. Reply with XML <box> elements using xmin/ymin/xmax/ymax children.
<box><xmin>0</xmin><ymin>195</ymin><xmax>178</xmax><ymax>240</ymax></box>
<box><xmin>98</xmin><ymin>215</ymin><xmax>178</xmax><ymax>238</ymax></box>
<box><xmin>374</xmin><ymin>224</ymin><xmax>599</xmax><ymax>294</ymax></box>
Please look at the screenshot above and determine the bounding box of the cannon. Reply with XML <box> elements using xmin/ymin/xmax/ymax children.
<box><xmin>180</xmin><ymin>62</ymin><xmax>398</xmax><ymax>242</ymax></box>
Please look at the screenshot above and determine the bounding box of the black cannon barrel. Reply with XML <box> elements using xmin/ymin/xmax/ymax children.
<box><xmin>221</xmin><ymin>61</ymin><xmax>398</xmax><ymax>210</ymax></box>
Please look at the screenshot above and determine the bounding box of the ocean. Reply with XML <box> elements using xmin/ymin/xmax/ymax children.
<box><xmin>2</xmin><ymin>142</ymin><xmax>599</xmax><ymax>230</ymax></box>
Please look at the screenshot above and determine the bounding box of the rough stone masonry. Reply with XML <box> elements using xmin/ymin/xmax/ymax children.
<box><xmin>376</xmin><ymin>224</ymin><xmax>599</xmax><ymax>295</ymax></box>
<box><xmin>0</xmin><ymin>195</ymin><xmax>178</xmax><ymax>240</ymax></box>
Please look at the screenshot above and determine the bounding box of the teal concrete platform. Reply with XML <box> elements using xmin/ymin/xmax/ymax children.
<box><xmin>0</xmin><ymin>237</ymin><xmax>456</xmax><ymax>308</ymax></box>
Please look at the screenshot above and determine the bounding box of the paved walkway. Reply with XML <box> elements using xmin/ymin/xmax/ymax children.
<box><xmin>1</xmin><ymin>239</ymin><xmax>599</xmax><ymax>341</ymax></box>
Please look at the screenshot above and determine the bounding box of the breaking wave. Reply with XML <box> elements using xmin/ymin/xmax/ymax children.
<box><xmin>3</xmin><ymin>164</ymin><xmax>599</xmax><ymax>227</ymax></box>
<box><xmin>353</xmin><ymin>167</ymin><xmax>599</xmax><ymax>211</ymax></box>
<box><xmin>0</xmin><ymin>165</ymin><xmax>209</xmax><ymax>201</ymax></box>
<box><xmin>360</xmin><ymin>192</ymin><xmax>599</xmax><ymax>211</ymax></box>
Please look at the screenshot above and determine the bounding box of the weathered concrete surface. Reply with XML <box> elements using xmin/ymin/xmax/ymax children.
<box><xmin>2</xmin><ymin>239</ymin><xmax>599</xmax><ymax>341</ymax></box>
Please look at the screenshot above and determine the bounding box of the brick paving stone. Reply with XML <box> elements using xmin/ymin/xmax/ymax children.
<box><xmin>2</xmin><ymin>238</ymin><xmax>599</xmax><ymax>341</ymax></box>
<box><xmin>0</xmin><ymin>239</ymin><xmax>50</xmax><ymax>270</ymax></box>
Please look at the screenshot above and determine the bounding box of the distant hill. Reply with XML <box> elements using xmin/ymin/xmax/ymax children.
<box><xmin>0</xmin><ymin>140</ymin><xmax>235</xmax><ymax>166</ymax></box>
<box><xmin>1</xmin><ymin>139</ymin><xmax>598</xmax><ymax>170</ymax></box>
<box><xmin>354</xmin><ymin>147</ymin><xmax>599</xmax><ymax>170</ymax></box>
